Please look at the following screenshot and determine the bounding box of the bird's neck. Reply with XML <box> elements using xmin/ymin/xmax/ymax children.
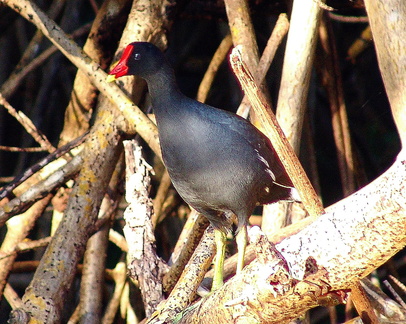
<box><xmin>145</xmin><ymin>67</ymin><xmax>184</xmax><ymax>110</ymax></box>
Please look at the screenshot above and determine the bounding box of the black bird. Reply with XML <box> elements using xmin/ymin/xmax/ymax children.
<box><xmin>107</xmin><ymin>42</ymin><xmax>299</xmax><ymax>290</ymax></box>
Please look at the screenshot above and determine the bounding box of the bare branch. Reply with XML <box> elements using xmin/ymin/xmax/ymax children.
<box><xmin>364</xmin><ymin>0</ymin><xmax>406</xmax><ymax>145</ymax></box>
<box><xmin>0</xmin><ymin>93</ymin><xmax>55</xmax><ymax>153</ymax></box>
<box><xmin>230</xmin><ymin>47</ymin><xmax>324</xmax><ymax>217</ymax></box>
<box><xmin>0</xmin><ymin>154</ymin><xmax>82</xmax><ymax>227</ymax></box>
<box><xmin>166</xmin><ymin>152</ymin><xmax>406</xmax><ymax>323</ymax></box>
<box><xmin>0</xmin><ymin>133</ymin><xmax>87</xmax><ymax>201</ymax></box>
<box><xmin>1</xmin><ymin>0</ymin><xmax>161</xmax><ymax>157</ymax></box>
<box><xmin>197</xmin><ymin>34</ymin><xmax>232</xmax><ymax>103</ymax></box>
<box><xmin>123</xmin><ymin>140</ymin><xmax>167</xmax><ymax>316</ymax></box>
<box><xmin>0</xmin><ymin>195</ymin><xmax>53</xmax><ymax>297</ymax></box>
<box><xmin>276</xmin><ymin>0</ymin><xmax>323</xmax><ymax>153</ymax></box>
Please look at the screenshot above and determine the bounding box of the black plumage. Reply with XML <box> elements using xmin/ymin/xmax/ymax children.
<box><xmin>108</xmin><ymin>42</ymin><xmax>299</xmax><ymax>289</ymax></box>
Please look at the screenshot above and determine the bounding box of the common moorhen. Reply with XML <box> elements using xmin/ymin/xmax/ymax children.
<box><xmin>107</xmin><ymin>42</ymin><xmax>299</xmax><ymax>290</ymax></box>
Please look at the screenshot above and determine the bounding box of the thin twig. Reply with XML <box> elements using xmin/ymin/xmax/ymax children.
<box><xmin>0</xmin><ymin>23</ymin><xmax>92</xmax><ymax>99</ymax></box>
<box><xmin>151</xmin><ymin>170</ymin><xmax>172</xmax><ymax>227</ymax></box>
<box><xmin>0</xmin><ymin>195</ymin><xmax>53</xmax><ymax>299</ymax></box>
<box><xmin>197</xmin><ymin>33</ymin><xmax>232</xmax><ymax>103</ymax></box>
<box><xmin>2</xmin><ymin>0</ymin><xmax>66</xmax><ymax>95</ymax></box>
<box><xmin>389</xmin><ymin>275</ymin><xmax>406</xmax><ymax>296</ymax></box>
<box><xmin>2</xmin><ymin>0</ymin><xmax>161</xmax><ymax>158</ymax></box>
<box><xmin>0</xmin><ymin>92</ymin><xmax>55</xmax><ymax>153</ymax></box>
<box><xmin>163</xmin><ymin>211</ymin><xmax>209</xmax><ymax>293</ymax></box>
<box><xmin>0</xmin><ymin>154</ymin><xmax>82</xmax><ymax>227</ymax></box>
<box><xmin>0</xmin><ymin>146</ymin><xmax>47</xmax><ymax>152</ymax></box>
<box><xmin>383</xmin><ymin>279</ymin><xmax>406</xmax><ymax>309</ymax></box>
<box><xmin>0</xmin><ymin>237</ymin><xmax>51</xmax><ymax>261</ymax></box>
<box><xmin>328</xmin><ymin>13</ymin><xmax>368</xmax><ymax>23</ymax></box>
<box><xmin>101</xmin><ymin>262</ymin><xmax>127</xmax><ymax>324</ymax></box>
<box><xmin>236</xmin><ymin>13</ymin><xmax>290</xmax><ymax>118</ymax></box>
<box><xmin>4</xmin><ymin>283</ymin><xmax>23</xmax><ymax>309</ymax></box>
<box><xmin>108</xmin><ymin>229</ymin><xmax>128</xmax><ymax>252</ymax></box>
<box><xmin>0</xmin><ymin>132</ymin><xmax>87</xmax><ymax>200</ymax></box>
<box><xmin>149</xmin><ymin>227</ymin><xmax>216</xmax><ymax>323</ymax></box>
<box><xmin>318</xmin><ymin>16</ymin><xmax>356</xmax><ymax>196</ymax></box>
<box><xmin>256</xmin><ymin>13</ymin><xmax>290</xmax><ymax>87</ymax></box>
<box><xmin>347</xmin><ymin>26</ymin><xmax>373</xmax><ymax>61</ymax></box>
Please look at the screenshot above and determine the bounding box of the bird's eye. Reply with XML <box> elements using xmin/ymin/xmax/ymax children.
<box><xmin>134</xmin><ymin>53</ymin><xmax>141</xmax><ymax>60</ymax></box>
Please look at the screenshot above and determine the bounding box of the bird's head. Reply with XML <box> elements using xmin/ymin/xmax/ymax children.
<box><xmin>107</xmin><ymin>42</ymin><xmax>165</xmax><ymax>82</ymax></box>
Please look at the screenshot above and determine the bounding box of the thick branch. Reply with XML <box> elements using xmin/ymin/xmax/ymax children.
<box><xmin>123</xmin><ymin>140</ymin><xmax>167</xmax><ymax>316</ymax></box>
<box><xmin>17</xmin><ymin>113</ymin><xmax>124</xmax><ymax>322</ymax></box>
<box><xmin>176</xmin><ymin>151</ymin><xmax>406</xmax><ymax>323</ymax></box>
<box><xmin>364</xmin><ymin>0</ymin><xmax>406</xmax><ymax>145</ymax></box>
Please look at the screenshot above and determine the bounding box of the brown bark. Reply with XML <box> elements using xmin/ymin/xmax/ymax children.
<box><xmin>276</xmin><ymin>0</ymin><xmax>322</xmax><ymax>153</ymax></box>
<box><xmin>58</xmin><ymin>0</ymin><xmax>130</xmax><ymax>146</ymax></box>
<box><xmin>1</xmin><ymin>0</ymin><xmax>404</xmax><ymax>322</ymax></box>
<box><xmin>171</xmin><ymin>151</ymin><xmax>406</xmax><ymax>323</ymax></box>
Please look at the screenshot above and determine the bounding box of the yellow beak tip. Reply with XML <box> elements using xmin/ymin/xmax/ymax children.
<box><xmin>106</xmin><ymin>74</ymin><xmax>117</xmax><ymax>83</ymax></box>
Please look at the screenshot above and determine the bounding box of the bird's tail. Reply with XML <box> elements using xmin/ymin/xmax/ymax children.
<box><xmin>273</xmin><ymin>182</ymin><xmax>301</xmax><ymax>203</ymax></box>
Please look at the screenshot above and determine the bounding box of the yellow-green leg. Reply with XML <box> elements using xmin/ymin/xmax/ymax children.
<box><xmin>212</xmin><ymin>229</ymin><xmax>226</xmax><ymax>291</ymax></box>
<box><xmin>236</xmin><ymin>225</ymin><xmax>247</xmax><ymax>274</ymax></box>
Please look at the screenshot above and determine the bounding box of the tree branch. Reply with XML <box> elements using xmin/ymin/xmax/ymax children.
<box><xmin>363</xmin><ymin>0</ymin><xmax>406</xmax><ymax>146</ymax></box>
<box><xmin>1</xmin><ymin>0</ymin><xmax>161</xmax><ymax>157</ymax></box>
<box><xmin>173</xmin><ymin>150</ymin><xmax>406</xmax><ymax>323</ymax></box>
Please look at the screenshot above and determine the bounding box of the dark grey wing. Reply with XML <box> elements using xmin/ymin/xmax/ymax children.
<box><xmin>203</xmin><ymin>105</ymin><xmax>293</xmax><ymax>188</ymax></box>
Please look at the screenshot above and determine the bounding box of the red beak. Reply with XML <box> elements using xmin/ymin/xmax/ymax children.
<box><xmin>107</xmin><ymin>44</ymin><xmax>134</xmax><ymax>81</ymax></box>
